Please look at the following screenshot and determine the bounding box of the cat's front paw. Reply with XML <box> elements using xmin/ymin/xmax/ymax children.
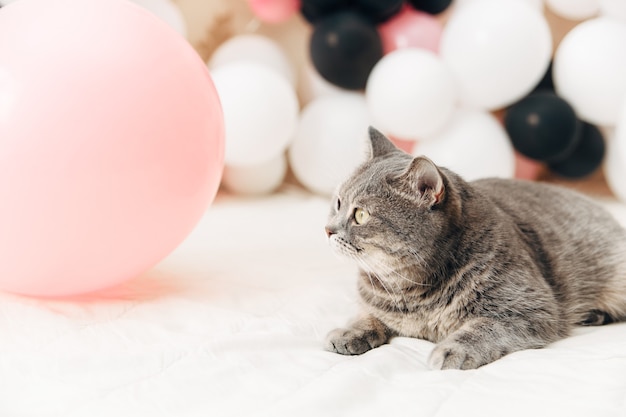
<box><xmin>325</xmin><ymin>327</ymin><xmax>383</xmax><ymax>355</ymax></box>
<box><xmin>428</xmin><ymin>340</ymin><xmax>497</xmax><ymax>370</ymax></box>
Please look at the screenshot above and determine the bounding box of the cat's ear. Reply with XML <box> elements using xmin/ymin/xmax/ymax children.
<box><xmin>397</xmin><ymin>156</ymin><xmax>445</xmax><ymax>207</ymax></box>
<box><xmin>368</xmin><ymin>126</ymin><xmax>398</xmax><ymax>159</ymax></box>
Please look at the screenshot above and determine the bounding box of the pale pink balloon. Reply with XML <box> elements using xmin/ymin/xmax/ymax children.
<box><xmin>248</xmin><ymin>0</ymin><xmax>301</xmax><ymax>23</ymax></box>
<box><xmin>0</xmin><ymin>0</ymin><xmax>224</xmax><ymax>297</ymax></box>
<box><xmin>515</xmin><ymin>153</ymin><xmax>544</xmax><ymax>181</ymax></box>
<box><xmin>378</xmin><ymin>6</ymin><xmax>444</xmax><ymax>54</ymax></box>
<box><xmin>389</xmin><ymin>135</ymin><xmax>417</xmax><ymax>154</ymax></box>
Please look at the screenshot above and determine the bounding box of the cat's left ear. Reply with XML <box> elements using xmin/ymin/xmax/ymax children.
<box><xmin>368</xmin><ymin>126</ymin><xmax>398</xmax><ymax>159</ymax></box>
<box><xmin>396</xmin><ymin>156</ymin><xmax>445</xmax><ymax>207</ymax></box>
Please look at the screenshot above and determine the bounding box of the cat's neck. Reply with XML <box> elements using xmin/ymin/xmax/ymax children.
<box><xmin>362</xmin><ymin>180</ymin><xmax>504</xmax><ymax>294</ymax></box>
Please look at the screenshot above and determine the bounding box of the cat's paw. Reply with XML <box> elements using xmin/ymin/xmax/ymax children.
<box><xmin>325</xmin><ymin>327</ymin><xmax>383</xmax><ymax>355</ymax></box>
<box><xmin>428</xmin><ymin>341</ymin><xmax>496</xmax><ymax>370</ymax></box>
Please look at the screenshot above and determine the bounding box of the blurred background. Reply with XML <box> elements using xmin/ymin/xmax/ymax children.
<box><xmin>171</xmin><ymin>0</ymin><xmax>626</xmax><ymax>199</ymax></box>
<box><xmin>6</xmin><ymin>0</ymin><xmax>623</xmax><ymax>200</ymax></box>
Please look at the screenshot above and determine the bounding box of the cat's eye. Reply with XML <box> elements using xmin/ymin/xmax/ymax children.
<box><xmin>336</xmin><ymin>197</ymin><xmax>341</xmax><ymax>211</ymax></box>
<box><xmin>354</xmin><ymin>208</ymin><xmax>370</xmax><ymax>225</ymax></box>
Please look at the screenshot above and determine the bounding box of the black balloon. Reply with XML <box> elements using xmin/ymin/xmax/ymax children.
<box><xmin>548</xmin><ymin>122</ymin><xmax>605</xmax><ymax>179</ymax></box>
<box><xmin>310</xmin><ymin>11</ymin><xmax>383</xmax><ymax>90</ymax></box>
<box><xmin>301</xmin><ymin>0</ymin><xmax>351</xmax><ymax>23</ymax></box>
<box><xmin>407</xmin><ymin>0</ymin><xmax>453</xmax><ymax>14</ymax></box>
<box><xmin>355</xmin><ymin>0</ymin><xmax>404</xmax><ymax>23</ymax></box>
<box><xmin>504</xmin><ymin>92</ymin><xmax>581</xmax><ymax>162</ymax></box>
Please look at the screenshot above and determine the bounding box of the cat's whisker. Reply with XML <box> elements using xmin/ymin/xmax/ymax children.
<box><xmin>360</xmin><ymin>257</ymin><xmax>423</xmax><ymax>310</ymax></box>
<box><xmin>408</xmin><ymin>249</ymin><xmax>427</xmax><ymax>265</ymax></box>
<box><xmin>406</xmin><ymin>249</ymin><xmax>430</xmax><ymax>272</ymax></box>
<box><xmin>357</xmin><ymin>258</ymin><xmax>395</xmax><ymax>297</ymax></box>
<box><xmin>372</xmin><ymin>258</ymin><xmax>433</xmax><ymax>289</ymax></box>
<box><xmin>385</xmin><ymin>274</ymin><xmax>410</xmax><ymax>310</ymax></box>
<box><xmin>356</xmin><ymin>257</ymin><xmax>405</xmax><ymax>312</ymax></box>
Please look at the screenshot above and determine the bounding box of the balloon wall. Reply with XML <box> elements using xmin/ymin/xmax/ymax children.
<box><xmin>188</xmin><ymin>0</ymin><xmax>625</xmax><ymax>198</ymax></box>
<box><xmin>4</xmin><ymin>0</ymin><xmax>625</xmax><ymax>201</ymax></box>
<box><xmin>1</xmin><ymin>0</ymin><xmax>624</xmax><ymax>297</ymax></box>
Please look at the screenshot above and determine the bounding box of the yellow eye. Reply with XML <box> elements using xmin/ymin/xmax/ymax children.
<box><xmin>354</xmin><ymin>208</ymin><xmax>370</xmax><ymax>225</ymax></box>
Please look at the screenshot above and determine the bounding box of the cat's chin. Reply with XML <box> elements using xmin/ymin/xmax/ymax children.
<box><xmin>327</xmin><ymin>236</ymin><xmax>399</xmax><ymax>279</ymax></box>
<box><xmin>328</xmin><ymin>235</ymin><xmax>360</xmax><ymax>261</ymax></box>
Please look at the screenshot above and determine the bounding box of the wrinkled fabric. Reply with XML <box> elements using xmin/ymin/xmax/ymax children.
<box><xmin>1</xmin><ymin>189</ymin><xmax>625</xmax><ymax>417</ymax></box>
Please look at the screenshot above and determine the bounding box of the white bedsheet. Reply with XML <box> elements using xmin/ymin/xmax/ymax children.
<box><xmin>1</xmin><ymin>187</ymin><xmax>626</xmax><ymax>417</ymax></box>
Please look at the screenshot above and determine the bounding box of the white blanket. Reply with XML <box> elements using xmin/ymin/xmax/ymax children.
<box><xmin>2</xmin><ymin>187</ymin><xmax>626</xmax><ymax>417</ymax></box>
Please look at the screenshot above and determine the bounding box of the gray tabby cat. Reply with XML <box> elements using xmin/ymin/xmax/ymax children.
<box><xmin>324</xmin><ymin>127</ymin><xmax>626</xmax><ymax>370</ymax></box>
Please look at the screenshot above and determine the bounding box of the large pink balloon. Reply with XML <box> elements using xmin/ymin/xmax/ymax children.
<box><xmin>0</xmin><ymin>0</ymin><xmax>224</xmax><ymax>297</ymax></box>
<box><xmin>378</xmin><ymin>6</ymin><xmax>444</xmax><ymax>54</ymax></box>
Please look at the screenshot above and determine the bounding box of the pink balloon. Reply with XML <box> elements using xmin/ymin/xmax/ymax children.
<box><xmin>378</xmin><ymin>5</ymin><xmax>444</xmax><ymax>54</ymax></box>
<box><xmin>514</xmin><ymin>153</ymin><xmax>544</xmax><ymax>181</ymax></box>
<box><xmin>389</xmin><ymin>135</ymin><xmax>417</xmax><ymax>154</ymax></box>
<box><xmin>248</xmin><ymin>0</ymin><xmax>301</xmax><ymax>23</ymax></box>
<box><xmin>0</xmin><ymin>0</ymin><xmax>224</xmax><ymax>297</ymax></box>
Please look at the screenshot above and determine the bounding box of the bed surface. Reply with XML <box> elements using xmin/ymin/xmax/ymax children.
<box><xmin>2</xmin><ymin>187</ymin><xmax>626</xmax><ymax>417</ymax></box>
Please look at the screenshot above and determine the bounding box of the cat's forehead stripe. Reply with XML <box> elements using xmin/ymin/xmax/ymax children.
<box><xmin>338</xmin><ymin>155</ymin><xmax>409</xmax><ymax>204</ymax></box>
<box><xmin>341</xmin><ymin>174</ymin><xmax>376</xmax><ymax>203</ymax></box>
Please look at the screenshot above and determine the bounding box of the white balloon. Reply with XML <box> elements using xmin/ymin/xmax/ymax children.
<box><xmin>289</xmin><ymin>94</ymin><xmax>371</xmax><ymax>195</ymax></box>
<box><xmin>546</xmin><ymin>0</ymin><xmax>600</xmax><ymax>20</ymax></box>
<box><xmin>605</xmin><ymin>138</ymin><xmax>626</xmax><ymax>203</ymax></box>
<box><xmin>211</xmin><ymin>62</ymin><xmax>299</xmax><ymax>167</ymax></box>
<box><xmin>441</xmin><ymin>0</ymin><xmax>552</xmax><ymax>110</ymax></box>
<box><xmin>130</xmin><ymin>0</ymin><xmax>187</xmax><ymax>37</ymax></box>
<box><xmin>209</xmin><ymin>35</ymin><xmax>296</xmax><ymax>87</ymax></box>
<box><xmin>554</xmin><ymin>18</ymin><xmax>626</xmax><ymax>126</ymax></box>
<box><xmin>605</xmin><ymin>102</ymin><xmax>626</xmax><ymax>202</ymax></box>
<box><xmin>600</xmin><ymin>0</ymin><xmax>626</xmax><ymax>22</ymax></box>
<box><xmin>526</xmin><ymin>0</ymin><xmax>544</xmax><ymax>9</ymax></box>
<box><xmin>415</xmin><ymin>109</ymin><xmax>515</xmax><ymax>181</ymax></box>
<box><xmin>455</xmin><ymin>0</ymin><xmax>544</xmax><ymax>11</ymax></box>
<box><xmin>366</xmin><ymin>48</ymin><xmax>457</xmax><ymax>140</ymax></box>
<box><xmin>222</xmin><ymin>153</ymin><xmax>287</xmax><ymax>195</ymax></box>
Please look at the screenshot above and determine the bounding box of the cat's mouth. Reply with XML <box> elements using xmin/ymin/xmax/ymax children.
<box><xmin>328</xmin><ymin>235</ymin><xmax>362</xmax><ymax>259</ymax></box>
<box><xmin>328</xmin><ymin>235</ymin><xmax>404</xmax><ymax>279</ymax></box>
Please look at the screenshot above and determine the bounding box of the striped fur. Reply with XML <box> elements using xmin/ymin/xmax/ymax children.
<box><xmin>324</xmin><ymin>128</ymin><xmax>626</xmax><ymax>370</ymax></box>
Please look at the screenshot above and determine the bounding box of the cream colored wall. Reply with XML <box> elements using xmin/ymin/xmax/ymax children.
<box><xmin>173</xmin><ymin>0</ymin><xmax>309</xmax><ymax>70</ymax></box>
<box><xmin>172</xmin><ymin>0</ymin><xmax>577</xmax><ymax>85</ymax></box>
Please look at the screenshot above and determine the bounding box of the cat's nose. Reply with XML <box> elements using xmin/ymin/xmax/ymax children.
<box><xmin>325</xmin><ymin>226</ymin><xmax>336</xmax><ymax>238</ymax></box>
